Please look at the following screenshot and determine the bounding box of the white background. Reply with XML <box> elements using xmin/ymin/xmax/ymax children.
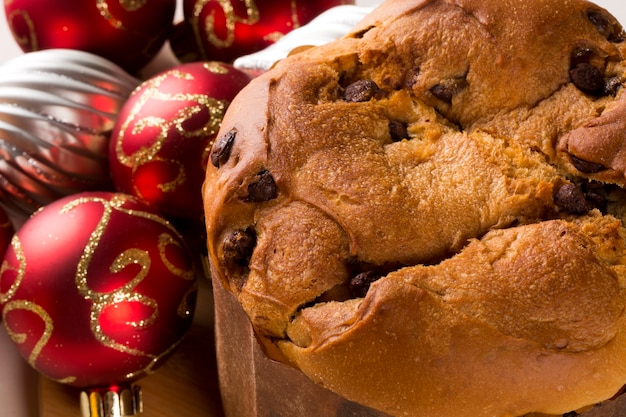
<box><xmin>0</xmin><ymin>0</ymin><xmax>625</xmax><ymax>416</ymax></box>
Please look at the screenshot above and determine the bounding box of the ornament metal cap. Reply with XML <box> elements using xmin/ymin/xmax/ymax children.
<box><xmin>80</xmin><ymin>385</ymin><xmax>143</xmax><ymax>417</ymax></box>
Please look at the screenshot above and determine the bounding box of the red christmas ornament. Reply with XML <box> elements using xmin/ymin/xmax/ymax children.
<box><xmin>0</xmin><ymin>192</ymin><xmax>197</xmax><ymax>392</ymax></box>
<box><xmin>109</xmin><ymin>61</ymin><xmax>252</xmax><ymax>219</ymax></box>
<box><xmin>4</xmin><ymin>0</ymin><xmax>176</xmax><ymax>72</ymax></box>
<box><xmin>171</xmin><ymin>0</ymin><xmax>355</xmax><ymax>63</ymax></box>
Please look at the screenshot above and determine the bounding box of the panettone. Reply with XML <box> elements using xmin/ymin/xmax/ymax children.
<box><xmin>203</xmin><ymin>0</ymin><xmax>626</xmax><ymax>415</ymax></box>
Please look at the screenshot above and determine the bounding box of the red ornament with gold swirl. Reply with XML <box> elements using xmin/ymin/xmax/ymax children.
<box><xmin>171</xmin><ymin>0</ymin><xmax>355</xmax><ymax>63</ymax></box>
<box><xmin>0</xmin><ymin>192</ymin><xmax>197</xmax><ymax>393</ymax></box>
<box><xmin>109</xmin><ymin>61</ymin><xmax>252</xmax><ymax>219</ymax></box>
<box><xmin>4</xmin><ymin>0</ymin><xmax>176</xmax><ymax>72</ymax></box>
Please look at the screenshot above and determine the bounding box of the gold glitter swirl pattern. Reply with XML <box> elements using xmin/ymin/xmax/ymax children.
<box><xmin>114</xmin><ymin>69</ymin><xmax>229</xmax><ymax>196</ymax></box>
<box><xmin>158</xmin><ymin>159</ymin><xmax>186</xmax><ymax>194</ymax></box>
<box><xmin>174</xmin><ymin>102</ymin><xmax>226</xmax><ymax>138</ymax></box>
<box><xmin>194</xmin><ymin>0</ymin><xmax>260</xmax><ymax>50</ymax></box>
<box><xmin>115</xmin><ymin>200</ymin><xmax>184</xmax><ymax>235</ymax></box>
<box><xmin>158</xmin><ymin>233</ymin><xmax>195</xmax><ymax>281</ymax></box>
<box><xmin>61</xmin><ymin>194</ymin><xmax>175</xmax><ymax>358</ymax></box>
<box><xmin>204</xmin><ymin>61</ymin><xmax>230</xmax><ymax>74</ymax></box>
<box><xmin>96</xmin><ymin>0</ymin><xmax>126</xmax><ymax>30</ymax></box>
<box><xmin>0</xmin><ymin>235</ymin><xmax>26</xmax><ymax>306</ymax></box>
<box><xmin>7</xmin><ymin>9</ymin><xmax>38</xmax><ymax>51</ymax></box>
<box><xmin>108</xmin><ymin>248</ymin><xmax>159</xmax><ymax>329</ymax></box>
<box><xmin>56</xmin><ymin>376</ymin><xmax>77</xmax><ymax>385</ymax></box>
<box><xmin>129</xmin><ymin>115</ymin><xmax>170</xmax><ymax>165</ymax></box>
<box><xmin>2</xmin><ymin>300</ymin><xmax>53</xmax><ymax>368</ymax></box>
<box><xmin>290</xmin><ymin>0</ymin><xmax>301</xmax><ymax>28</ymax></box>
<box><xmin>1</xmin><ymin>193</ymin><xmax>195</xmax><ymax>386</ymax></box>
<box><xmin>69</xmin><ymin>196</ymin><xmax>156</xmax><ymax>357</ymax></box>
<box><xmin>120</xmin><ymin>0</ymin><xmax>148</xmax><ymax>11</ymax></box>
<box><xmin>97</xmin><ymin>0</ymin><xmax>148</xmax><ymax>30</ymax></box>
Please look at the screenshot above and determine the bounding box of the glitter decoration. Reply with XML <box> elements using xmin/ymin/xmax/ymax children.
<box><xmin>0</xmin><ymin>191</ymin><xmax>197</xmax><ymax>388</ymax></box>
<box><xmin>4</xmin><ymin>0</ymin><xmax>176</xmax><ymax>72</ymax></box>
<box><xmin>109</xmin><ymin>62</ymin><xmax>252</xmax><ymax>219</ymax></box>
<box><xmin>171</xmin><ymin>0</ymin><xmax>355</xmax><ymax>64</ymax></box>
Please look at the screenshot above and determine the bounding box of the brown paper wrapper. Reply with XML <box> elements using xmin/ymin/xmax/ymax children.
<box><xmin>579</xmin><ymin>394</ymin><xmax>626</xmax><ymax>417</ymax></box>
<box><xmin>211</xmin><ymin>273</ymin><xmax>626</xmax><ymax>417</ymax></box>
<box><xmin>212</xmin><ymin>273</ymin><xmax>391</xmax><ymax>417</ymax></box>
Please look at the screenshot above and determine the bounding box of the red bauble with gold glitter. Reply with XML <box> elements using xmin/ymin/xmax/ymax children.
<box><xmin>171</xmin><ymin>0</ymin><xmax>355</xmax><ymax>63</ymax></box>
<box><xmin>0</xmin><ymin>192</ymin><xmax>197</xmax><ymax>389</ymax></box>
<box><xmin>109</xmin><ymin>61</ymin><xmax>252</xmax><ymax>219</ymax></box>
<box><xmin>4</xmin><ymin>0</ymin><xmax>176</xmax><ymax>72</ymax></box>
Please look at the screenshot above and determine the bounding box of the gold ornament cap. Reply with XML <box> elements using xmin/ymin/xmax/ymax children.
<box><xmin>80</xmin><ymin>384</ymin><xmax>143</xmax><ymax>417</ymax></box>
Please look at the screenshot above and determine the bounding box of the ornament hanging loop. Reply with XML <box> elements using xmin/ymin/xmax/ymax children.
<box><xmin>80</xmin><ymin>384</ymin><xmax>143</xmax><ymax>417</ymax></box>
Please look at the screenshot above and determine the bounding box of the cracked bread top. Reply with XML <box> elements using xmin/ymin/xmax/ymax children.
<box><xmin>203</xmin><ymin>0</ymin><xmax>626</xmax><ymax>416</ymax></box>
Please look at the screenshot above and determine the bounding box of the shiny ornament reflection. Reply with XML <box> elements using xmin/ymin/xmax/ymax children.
<box><xmin>4</xmin><ymin>0</ymin><xmax>177</xmax><ymax>72</ymax></box>
<box><xmin>171</xmin><ymin>0</ymin><xmax>355</xmax><ymax>63</ymax></box>
<box><xmin>0</xmin><ymin>192</ymin><xmax>197</xmax><ymax>388</ymax></box>
<box><xmin>0</xmin><ymin>49</ymin><xmax>139</xmax><ymax>221</ymax></box>
<box><xmin>109</xmin><ymin>61</ymin><xmax>252</xmax><ymax>219</ymax></box>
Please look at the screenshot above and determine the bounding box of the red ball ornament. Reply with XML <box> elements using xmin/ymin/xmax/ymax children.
<box><xmin>172</xmin><ymin>0</ymin><xmax>355</xmax><ymax>63</ymax></box>
<box><xmin>0</xmin><ymin>192</ymin><xmax>197</xmax><ymax>391</ymax></box>
<box><xmin>109</xmin><ymin>61</ymin><xmax>252</xmax><ymax>219</ymax></box>
<box><xmin>4</xmin><ymin>0</ymin><xmax>176</xmax><ymax>72</ymax></box>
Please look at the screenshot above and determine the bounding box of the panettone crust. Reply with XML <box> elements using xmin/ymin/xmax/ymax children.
<box><xmin>203</xmin><ymin>0</ymin><xmax>626</xmax><ymax>415</ymax></box>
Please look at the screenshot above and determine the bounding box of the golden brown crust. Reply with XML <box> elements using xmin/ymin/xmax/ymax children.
<box><xmin>280</xmin><ymin>214</ymin><xmax>626</xmax><ymax>416</ymax></box>
<box><xmin>203</xmin><ymin>0</ymin><xmax>626</xmax><ymax>415</ymax></box>
<box><xmin>558</xmin><ymin>93</ymin><xmax>626</xmax><ymax>183</ymax></box>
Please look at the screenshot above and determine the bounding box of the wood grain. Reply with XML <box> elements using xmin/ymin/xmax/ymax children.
<box><xmin>40</xmin><ymin>278</ymin><xmax>224</xmax><ymax>417</ymax></box>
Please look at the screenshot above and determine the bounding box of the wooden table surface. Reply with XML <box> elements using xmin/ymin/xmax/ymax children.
<box><xmin>39</xmin><ymin>277</ymin><xmax>224</xmax><ymax>417</ymax></box>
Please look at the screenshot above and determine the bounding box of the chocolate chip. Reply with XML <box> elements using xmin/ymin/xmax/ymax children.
<box><xmin>389</xmin><ymin>120</ymin><xmax>408</xmax><ymax>142</ymax></box>
<box><xmin>343</xmin><ymin>80</ymin><xmax>380</xmax><ymax>102</ymax></box>
<box><xmin>210</xmin><ymin>128</ymin><xmax>236</xmax><ymax>168</ymax></box>
<box><xmin>349</xmin><ymin>271</ymin><xmax>382</xmax><ymax>298</ymax></box>
<box><xmin>570</xmin><ymin>63</ymin><xmax>604</xmax><ymax>94</ymax></box>
<box><xmin>581</xmin><ymin>181</ymin><xmax>608</xmax><ymax>210</ymax></box>
<box><xmin>570</xmin><ymin>154</ymin><xmax>606</xmax><ymax>173</ymax></box>
<box><xmin>571</xmin><ymin>46</ymin><xmax>596</xmax><ymax>67</ymax></box>
<box><xmin>245</xmin><ymin>170</ymin><xmax>277</xmax><ymax>202</ymax></box>
<box><xmin>604</xmin><ymin>76</ymin><xmax>622</xmax><ymax>96</ymax></box>
<box><xmin>223</xmin><ymin>228</ymin><xmax>256</xmax><ymax>268</ymax></box>
<box><xmin>584</xmin><ymin>189</ymin><xmax>607</xmax><ymax>210</ymax></box>
<box><xmin>555</xmin><ymin>183</ymin><xmax>593</xmax><ymax>214</ymax></box>
<box><xmin>430</xmin><ymin>77</ymin><xmax>467</xmax><ymax>103</ymax></box>
<box><xmin>587</xmin><ymin>8</ymin><xmax>625</xmax><ymax>43</ymax></box>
